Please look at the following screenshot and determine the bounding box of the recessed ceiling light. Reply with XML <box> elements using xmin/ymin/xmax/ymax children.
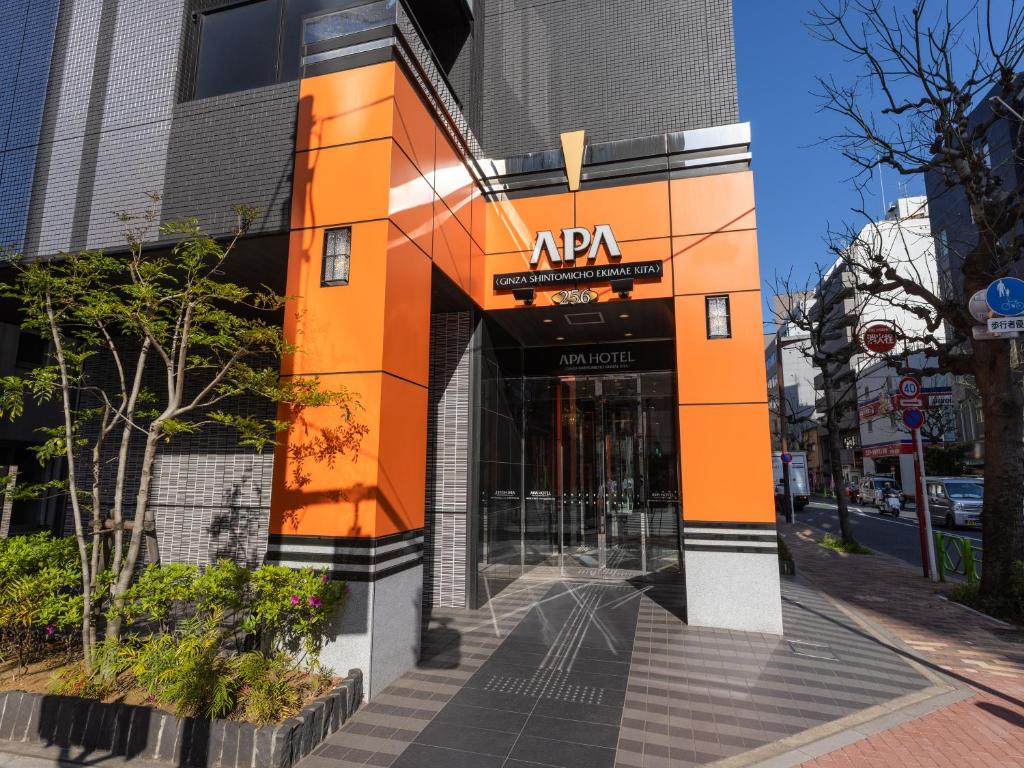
<box><xmin>556</xmin><ymin>336</ymin><xmax>565</xmax><ymax>341</ymax></box>
<box><xmin>624</xmin><ymin>332</ymin><xmax>633</xmax><ymax>338</ymax></box>
<box><xmin>619</xmin><ymin>313</ymin><xmax>630</xmax><ymax>319</ymax></box>
<box><xmin>543</xmin><ymin>318</ymin><xmax>553</xmax><ymax>324</ymax></box>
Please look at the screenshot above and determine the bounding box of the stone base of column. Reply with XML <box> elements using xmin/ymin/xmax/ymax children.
<box><xmin>268</xmin><ymin>532</ymin><xmax>425</xmax><ymax>699</ymax></box>
<box><xmin>683</xmin><ymin>523</ymin><xmax>783</xmax><ymax>635</ymax></box>
<box><xmin>319</xmin><ymin>565</ymin><xmax>423</xmax><ymax>699</ymax></box>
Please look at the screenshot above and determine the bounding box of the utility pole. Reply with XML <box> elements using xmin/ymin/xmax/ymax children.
<box><xmin>776</xmin><ymin>334</ymin><xmax>795</xmax><ymax>524</ymax></box>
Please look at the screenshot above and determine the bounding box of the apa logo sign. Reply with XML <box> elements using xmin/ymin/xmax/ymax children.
<box><xmin>530</xmin><ymin>225</ymin><xmax>622</xmax><ymax>267</ymax></box>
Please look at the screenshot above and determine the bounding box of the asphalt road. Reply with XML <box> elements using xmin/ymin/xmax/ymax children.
<box><xmin>791</xmin><ymin>498</ymin><xmax>983</xmax><ymax>571</ymax></box>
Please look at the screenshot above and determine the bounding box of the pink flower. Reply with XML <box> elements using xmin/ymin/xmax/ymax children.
<box><xmin>45</xmin><ymin>625</ymin><xmax>55</xmax><ymax>637</ymax></box>
<box><xmin>290</xmin><ymin>595</ymin><xmax>300</xmax><ymax>606</ymax></box>
<box><xmin>321</xmin><ymin>574</ymin><xmax>328</xmax><ymax>583</ymax></box>
<box><xmin>308</xmin><ymin>596</ymin><xmax>322</xmax><ymax>608</ymax></box>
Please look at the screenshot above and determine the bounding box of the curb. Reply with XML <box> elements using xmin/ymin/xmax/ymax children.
<box><xmin>0</xmin><ymin>669</ymin><xmax>362</xmax><ymax>768</ymax></box>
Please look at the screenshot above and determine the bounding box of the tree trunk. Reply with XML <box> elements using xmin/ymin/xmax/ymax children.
<box><xmin>822</xmin><ymin>374</ymin><xmax>857</xmax><ymax>545</ymax></box>
<box><xmin>974</xmin><ymin>342</ymin><xmax>1024</xmax><ymax>601</ymax></box>
<box><xmin>106</xmin><ymin>423</ymin><xmax>164</xmax><ymax>642</ymax></box>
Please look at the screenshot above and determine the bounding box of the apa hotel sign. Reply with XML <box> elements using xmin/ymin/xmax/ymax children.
<box><xmin>493</xmin><ymin>224</ymin><xmax>664</xmax><ymax>291</ymax></box>
<box><xmin>530</xmin><ymin>225</ymin><xmax>621</xmax><ymax>266</ymax></box>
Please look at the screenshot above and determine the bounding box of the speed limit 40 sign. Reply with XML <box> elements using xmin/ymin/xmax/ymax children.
<box><xmin>897</xmin><ymin>376</ymin><xmax>922</xmax><ymax>407</ymax></box>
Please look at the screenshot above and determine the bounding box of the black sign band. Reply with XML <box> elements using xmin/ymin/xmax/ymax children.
<box><xmin>493</xmin><ymin>260</ymin><xmax>664</xmax><ymax>291</ymax></box>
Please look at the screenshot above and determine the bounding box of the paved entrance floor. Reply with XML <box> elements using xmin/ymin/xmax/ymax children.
<box><xmin>300</xmin><ymin>569</ymin><xmax>939</xmax><ymax>768</ymax></box>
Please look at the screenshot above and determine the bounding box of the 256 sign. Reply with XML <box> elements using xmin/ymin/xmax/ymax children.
<box><xmin>552</xmin><ymin>289</ymin><xmax>598</xmax><ymax>305</ymax></box>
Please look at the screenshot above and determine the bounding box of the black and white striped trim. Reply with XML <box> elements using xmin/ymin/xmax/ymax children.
<box><xmin>682</xmin><ymin>521</ymin><xmax>778</xmax><ymax>555</ymax></box>
<box><xmin>266</xmin><ymin>530</ymin><xmax>424</xmax><ymax>582</ymax></box>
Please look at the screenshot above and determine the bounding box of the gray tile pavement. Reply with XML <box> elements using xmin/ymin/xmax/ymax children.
<box><xmin>299</xmin><ymin>572</ymin><xmax>933</xmax><ymax>768</ymax></box>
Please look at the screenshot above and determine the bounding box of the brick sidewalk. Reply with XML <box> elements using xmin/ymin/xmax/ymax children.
<box><xmin>780</xmin><ymin>522</ymin><xmax>1024</xmax><ymax>767</ymax></box>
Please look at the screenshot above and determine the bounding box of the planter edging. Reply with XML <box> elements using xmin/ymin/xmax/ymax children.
<box><xmin>0</xmin><ymin>668</ymin><xmax>361</xmax><ymax>768</ymax></box>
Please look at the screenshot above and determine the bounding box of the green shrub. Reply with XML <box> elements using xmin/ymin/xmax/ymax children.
<box><xmin>0</xmin><ymin>533</ymin><xmax>83</xmax><ymax>669</ymax></box>
<box><xmin>951</xmin><ymin>561</ymin><xmax>1024</xmax><ymax>623</ymax></box>
<box><xmin>820</xmin><ymin>532</ymin><xmax>873</xmax><ymax>555</ymax></box>
<box><xmin>88</xmin><ymin>560</ymin><xmax>346</xmax><ymax>722</ymax></box>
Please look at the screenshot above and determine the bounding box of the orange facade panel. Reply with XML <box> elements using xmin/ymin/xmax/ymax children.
<box><xmin>485</xmin><ymin>193</ymin><xmax>575</xmax><ymax>255</ymax></box>
<box><xmin>281</xmin><ymin>222</ymin><xmax>389</xmax><ymax>378</ymax></box>
<box><xmin>432</xmin><ymin>197</ymin><xmax>472</xmax><ymax>294</ymax></box>
<box><xmin>269</xmin><ymin>371</ymin><xmax>428</xmax><ymax>538</ymax></box>
<box><xmin>389</xmin><ymin>141</ymin><xmax>434</xmax><ymax>257</ymax></box>
<box><xmin>434</xmin><ymin>129</ymin><xmax>473</xmax><ymax>234</ymax></box>
<box><xmin>672</xmin><ymin>230</ymin><xmax>761</xmax><ymax>297</ymax></box>
<box><xmin>291</xmin><ymin>139</ymin><xmax>392</xmax><ymax>231</ymax></box>
<box><xmin>575</xmin><ymin>181</ymin><xmax>671</xmax><ymax>242</ymax></box>
<box><xmin>382</xmin><ymin>224</ymin><xmax>432</xmax><ymax>387</ymax></box>
<box><xmin>296</xmin><ymin>63</ymin><xmax>397</xmax><ymax>152</ymax></box>
<box><xmin>677</xmin><ymin>402</ymin><xmax>775</xmax><ymax>523</ymax></box>
<box><xmin>674</xmin><ymin>291</ymin><xmax>769</xmax><ymax>406</ymax></box>
<box><xmin>670</xmin><ymin>171</ymin><xmax>757</xmax><ymax>237</ymax></box>
<box><xmin>375</xmin><ymin>374</ymin><xmax>429</xmax><ymax>536</ymax></box>
<box><xmin>392</xmin><ymin>64</ymin><xmax>436</xmax><ymax>184</ymax></box>
<box><xmin>270</xmin><ymin>372</ymin><xmax>383</xmax><ymax>538</ymax></box>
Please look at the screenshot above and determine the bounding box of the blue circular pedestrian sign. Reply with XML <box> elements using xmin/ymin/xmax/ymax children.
<box><xmin>986</xmin><ymin>277</ymin><xmax>1024</xmax><ymax>317</ymax></box>
<box><xmin>781</xmin><ymin>452</ymin><xmax>792</xmax><ymax>463</ymax></box>
<box><xmin>902</xmin><ymin>408</ymin><xmax>925</xmax><ymax>430</ymax></box>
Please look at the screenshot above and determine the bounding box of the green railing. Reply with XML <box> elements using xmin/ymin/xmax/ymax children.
<box><xmin>934</xmin><ymin>531</ymin><xmax>982</xmax><ymax>585</ymax></box>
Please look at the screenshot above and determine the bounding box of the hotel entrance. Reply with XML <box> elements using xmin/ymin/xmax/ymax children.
<box><xmin>477</xmin><ymin>358</ymin><xmax>681</xmax><ymax>589</ymax></box>
<box><xmin>556</xmin><ymin>373</ymin><xmax>679</xmax><ymax>574</ymax></box>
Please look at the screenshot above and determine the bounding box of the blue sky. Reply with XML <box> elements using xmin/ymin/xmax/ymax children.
<box><xmin>733</xmin><ymin>1</ymin><xmax>928</xmax><ymax>324</ymax></box>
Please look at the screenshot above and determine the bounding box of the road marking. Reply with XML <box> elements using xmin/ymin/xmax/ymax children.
<box><xmin>804</xmin><ymin>501</ymin><xmax>983</xmax><ymax>542</ymax></box>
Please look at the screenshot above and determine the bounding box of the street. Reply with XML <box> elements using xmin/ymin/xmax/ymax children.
<box><xmin>791</xmin><ymin>497</ymin><xmax>983</xmax><ymax>571</ymax></box>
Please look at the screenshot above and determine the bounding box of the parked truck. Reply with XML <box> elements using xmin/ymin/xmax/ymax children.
<box><xmin>772</xmin><ymin>451</ymin><xmax>810</xmax><ymax>511</ymax></box>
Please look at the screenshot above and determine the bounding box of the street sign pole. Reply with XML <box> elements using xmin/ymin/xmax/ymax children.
<box><xmin>913</xmin><ymin>427</ymin><xmax>939</xmax><ymax>582</ymax></box>
<box><xmin>776</xmin><ymin>335</ymin><xmax>794</xmax><ymax>525</ymax></box>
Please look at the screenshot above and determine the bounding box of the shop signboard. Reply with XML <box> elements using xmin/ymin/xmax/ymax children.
<box><xmin>493</xmin><ymin>260</ymin><xmax>664</xmax><ymax>291</ymax></box>
<box><xmin>523</xmin><ymin>340</ymin><xmax>674</xmax><ymax>376</ymax></box>
<box><xmin>862</xmin><ymin>322</ymin><xmax>899</xmax><ymax>354</ymax></box>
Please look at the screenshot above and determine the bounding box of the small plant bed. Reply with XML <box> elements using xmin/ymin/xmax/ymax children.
<box><xmin>0</xmin><ymin>535</ymin><xmax>346</xmax><ymax>726</ymax></box>
<box><xmin>820</xmin><ymin>533</ymin><xmax>873</xmax><ymax>555</ymax></box>
<box><xmin>0</xmin><ymin>656</ymin><xmax>340</xmax><ymax>723</ymax></box>
<box><xmin>948</xmin><ymin>562</ymin><xmax>1024</xmax><ymax>626</ymax></box>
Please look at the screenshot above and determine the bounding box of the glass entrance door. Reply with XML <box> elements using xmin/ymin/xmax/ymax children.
<box><xmin>559</xmin><ymin>375</ymin><xmax>649</xmax><ymax>573</ymax></box>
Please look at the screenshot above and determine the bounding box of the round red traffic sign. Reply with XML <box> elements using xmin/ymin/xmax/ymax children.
<box><xmin>863</xmin><ymin>322</ymin><xmax>899</xmax><ymax>354</ymax></box>
<box><xmin>897</xmin><ymin>376</ymin><xmax>921</xmax><ymax>399</ymax></box>
<box><xmin>781</xmin><ymin>452</ymin><xmax>793</xmax><ymax>463</ymax></box>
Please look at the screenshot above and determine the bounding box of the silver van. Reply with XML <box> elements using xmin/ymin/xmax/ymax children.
<box><xmin>927</xmin><ymin>477</ymin><xmax>983</xmax><ymax>530</ymax></box>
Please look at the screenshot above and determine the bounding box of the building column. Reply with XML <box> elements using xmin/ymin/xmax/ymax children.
<box><xmin>671</xmin><ymin>172</ymin><xmax>783</xmax><ymax>636</ymax></box>
<box><xmin>268</xmin><ymin>62</ymin><xmax>434</xmax><ymax>697</ymax></box>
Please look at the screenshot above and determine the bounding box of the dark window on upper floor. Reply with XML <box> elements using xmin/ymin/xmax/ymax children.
<box><xmin>194</xmin><ymin>0</ymin><xmax>282</xmax><ymax>99</ymax></box>
<box><xmin>191</xmin><ymin>0</ymin><xmax>399</xmax><ymax>100</ymax></box>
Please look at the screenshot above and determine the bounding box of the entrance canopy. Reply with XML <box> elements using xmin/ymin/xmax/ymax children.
<box><xmin>485</xmin><ymin>297</ymin><xmax>675</xmax><ymax>347</ymax></box>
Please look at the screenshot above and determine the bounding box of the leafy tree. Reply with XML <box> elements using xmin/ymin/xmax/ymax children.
<box><xmin>810</xmin><ymin>0</ymin><xmax>1024</xmax><ymax>600</ymax></box>
<box><xmin>0</xmin><ymin>203</ymin><xmax>366</xmax><ymax>670</ymax></box>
